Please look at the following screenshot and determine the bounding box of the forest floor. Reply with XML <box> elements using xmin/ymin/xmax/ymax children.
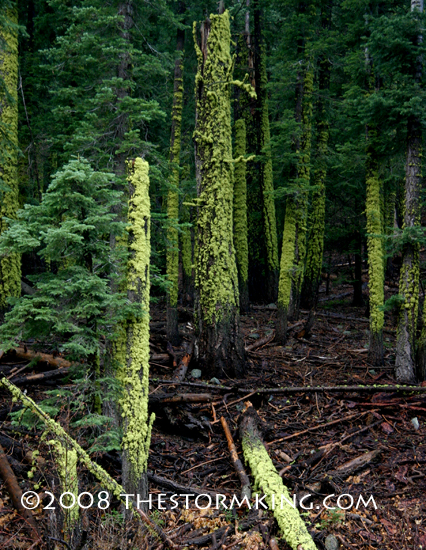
<box><xmin>0</xmin><ymin>276</ymin><xmax>425</xmax><ymax>550</ymax></box>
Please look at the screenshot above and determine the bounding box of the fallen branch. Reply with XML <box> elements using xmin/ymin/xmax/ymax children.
<box><xmin>10</xmin><ymin>347</ymin><xmax>72</xmax><ymax>368</ymax></box>
<box><xmin>220</xmin><ymin>416</ymin><xmax>251</xmax><ymax>500</ymax></box>
<box><xmin>136</xmin><ymin>508</ymin><xmax>179</xmax><ymax>549</ymax></box>
<box><xmin>239</xmin><ymin>402</ymin><xmax>317</xmax><ymax>550</ymax></box>
<box><xmin>327</xmin><ymin>449</ymin><xmax>380</xmax><ymax>478</ymax></box>
<box><xmin>149</xmin><ymin>392</ymin><xmax>213</xmax><ymax>405</ymax></box>
<box><xmin>147</xmin><ymin>472</ymin><xmax>220</xmax><ymax>497</ymax></box>
<box><xmin>0</xmin><ymin>442</ymin><xmax>40</xmax><ymax>543</ymax></box>
<box><xmin>245</xmin><ymin>333</ymin><xmax>275</xmax><ymax>352</ymax></box>
<box><xmin>9</xmin><ymin>367</ymin><xmax>70</xmax><ymax>385</ymax></box>
<box><xmin>171</xmin><ymin>340</ymin><xmax>193</xmax><ymax>382</ymax></box>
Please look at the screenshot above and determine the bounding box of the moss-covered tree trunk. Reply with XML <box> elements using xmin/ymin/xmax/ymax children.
<box><xmin>396</xmin><ymin>0</ymin><xmax>423</xmax><ymax>383</ymax></box>
<box><xmin>301</xmin><ymin>42</ymin><xmax>330</xmax><ymax>311</ymax></box>
<box><xmin>396</xmin><ymin>116</ymin><xmax>422</xmax><ymax>383</ymax></box>
<box><xmin>277</xmin><ymin>61</ymin><xmax>312</xmax><ymax>343</ymax></box>
<box><xmin>0</xmin><ymin>3</ymin><xmax>21</xmax><ymax>313</ymax></box>
<box><xmin>365</xmin><ymin>134</ymin><xmax>384</xmax><ymax>365</ymax></box>
<box><xmin>253</xmin><ymin>7</ymin><xmax>279</xmax><ymax>303</ymax></box>
<box><xmin>166</xmin><ymin>16</ymin><xmax>185</xmax><ymax>345</ymax></box>
<box><xmin>193</xmin><ymin>10</ymin><xmax>246</xmax><ymax>378</ymax></box>
<box><xmin>116</xmin><ymin>159</ymin><xmax>154</xmax><ymax>510</ymax></box>
<box><xmin>233</xmin><ymin>118</ymin><xmax>249</xmax><ymax>313</ymax></box>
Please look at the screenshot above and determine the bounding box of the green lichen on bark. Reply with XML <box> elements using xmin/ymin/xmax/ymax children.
<box><xmin>366</xmin><ymin>165</ymin><xmax>384</xmax><ymax>362</ymax></box>
<box><xmin>193</xmin><ymin>11</ymin><xmax>245</xmax><ymax>376</ymax></box>
<box><xmin>167</xmin><ymin>57</ymin><xmax>183</xmax><ymax>311</ymax></box>
<box><xmin>233</xmin><ymin>118</ymin><xmax>249</xmax><ymax>311</ymax></box>
<box><xmin>0</xmin><ymin>377</ymin><xmax>126</xmax><ymax>502</ymax></box>
<box><xmin>258</xmin><ymin>45</ymin><xmax>279</xmax><ymax>284</ymax></box>
<box><xmin>49</xmin><ymin>440</ymin><xmax>79</xmax><ymax>531</ymax></box>
<box><xmin>241</xmin><ymin>422</ymin><xmax>317</xmax><ymax>549</ymax></box>
<box><xmin>293</xmin><ymin>62</ymin><xmax>314</xmax><ymax>306</ymax></box>
<box><xmin>117</xmin><ymin>158</ymin><xmax>154</xmax><ymax>494</ymax></box>
<box><xmin>0</xmin><ymin>4</ymin><xmax>21</xmax><ymax>310</ymax></box>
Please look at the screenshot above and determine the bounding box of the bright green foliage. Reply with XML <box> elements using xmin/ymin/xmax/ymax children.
<box><xmin>233</xmin><ymin>118</ymin><xmax>249</xmax><ymax>287</ymax></box>
<box><xmin>116</xmin><ymin>158</ymin><xmax>154</xmax><ymax>492</ymax></box>
<box><xmin>0</xmin><ymin>158</ymin><xmax>129</xmax><ymax>359</ymax></box>
<box><xmin>193</xmin><ymin>11</ymin><xmax>240</xmax><ymax>325</ymax></box>
<box><xmin>278</xmin><ymin>202</ymin><xmax>297</xmax><ymax>312</ymax></box>
<box><xmin>0</xmin><ymin>2</ymin><xmax>20</xmax><ymax>310</ymax></box>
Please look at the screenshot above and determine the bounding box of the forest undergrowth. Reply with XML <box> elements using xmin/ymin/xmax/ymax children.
<box><xmin>0</xmin><ymin>256</ymin><xmax>424</xmax><ymax>550</ymax></box>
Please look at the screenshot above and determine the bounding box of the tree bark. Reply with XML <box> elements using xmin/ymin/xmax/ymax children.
<box><xmin>193</xmin><ymin>11</ymin><xmax>246</xmax><ymax>378</ymax></box>
<box><xmin>166</xmin><ymin>3</ymin><xmax>185</xmax><ymax>345</ymax></box>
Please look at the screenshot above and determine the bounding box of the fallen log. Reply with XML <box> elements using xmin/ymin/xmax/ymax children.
<box><xmin>149</xmin><ymin>392</ymin><xmax>213</xmax><ymax>405</ymax></box>
<box><xmin>9</xmin><ymin>347</ymin><xmax>72</xmax><ymax>368</ymax></box>
<box><xmin>239</xmin><ymin>402</ymin><xmax>317</xmax><ymax>550</ymax></box>
<box><xmin>171</xmin><ymin>340</ymin><xmax>193</xmax><ymax>382</ymax></box>
<box><xmin>220</xmin><ymin>416</ymin><xmax>251</xmax><ymax>501</ymax></box>
<box><xmin>0</xmin><ymin>442</ymin><xmax>40</xmax><ymax>543</ymax></box>
<box><xmin>9</xmin><ymin>367</ymin><xmax>70</xmax><ymax>385</ymax></box>
<box><xmin>245</xmin><ymin>333</ymin><xmax>275</xmax><ymax>352</ymax></box>
<box><xmin>147</xmin><ymin>472</ymin><xmax>220</xmax><ymax>498</ymax></box>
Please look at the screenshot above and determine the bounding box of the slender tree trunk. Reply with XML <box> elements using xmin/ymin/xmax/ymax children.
<box><xmin>253</xmin><ymin>7</ymin><xmax>279</xmax><ymax>303</ymax></box>
<box><xmin>365</xmin><ymin>135</ymin><xmax>384</xmax><ymax>365</ymax></box>
<box><xmin>233</xmin><ymin>119</ymin><xmax>250</xmax><ymax>313</ymax></box>
<box><xmin>0</xmin><ymin>3</ymin><xmax>21</xmax><ymax>314</ymax></box>
<box><xmin>167</xmin><ymin>9</ymin><xmax>185</xmax><ymax>345</ymax></box>
<box><xmin>396</xmin><ymin>0</ymin><xmax>423</xmax><ymax>383</ymax></box>
<box><xmin>193</xmin><ymin>10</ymin><xmax>246</xmax><ymax>378</ymax></box>
<box><xmin>117</xmin><ymin>159</ymin><xmax>154</xmax><ymax>512</ymax></box>
<box><xmin>352</xmin><ymin>236</ymin><xmax>365</xmax><ymax>307</ymax></box>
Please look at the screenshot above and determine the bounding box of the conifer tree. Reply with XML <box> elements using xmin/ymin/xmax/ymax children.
<box><xmin>193</xmin><ymin>8</ymin><xmax>245</xmax><ymax>377</ymax></box>
<box><xmin>233</xmin><ymin>118</ymin><xmax>249</xmax><ymax>313</ymax></box>
<box><xmin>166</xmin><ymin>9</ymin><xmax>185</xmax><ymax>345</ymax></box>
<box><xmin>115</xmin><ymin>158</ymin><xmax>154</xmax><ymax>506</ymax></box>
<box><xmin>395</xmin><ymin>0</ymin><xmax>423</xmax><ymax>382</ymax></box>
<box><xmin>0</xmin><ymin>1</ymin><xmax>20</xmax><ymax>313</ymax></box>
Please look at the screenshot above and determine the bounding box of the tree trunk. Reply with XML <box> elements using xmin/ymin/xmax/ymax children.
<box><xmin>233</xmin><ymin>118</ymin><xmax>250</xmax><ymax>313</ymax></box>
<box><xmin>253</xmin><ymin>6</ymin><xmax>279</xmax><ymax>303</ymax></box>
<box><xmin>193</xmin><ymin>11</ymin><xmax>246</xmax><ymax>378</ymax></box>
<box><xmin>166</xmin><ymin>4</ymin><xmax>185</xmax><ymax>345</ymax></box>
<box><xmin>117</xmin><ymin>159</ymin><xmax>154</xmax><ymax>511</ymax></box>
<box><xmin>396</xmin><ymin>0</ymin><xmax>423</xmax><ymax>382</ymax></box>
<box><xmin>352</xmin><ymin>238</ymin><xmax>364</xmax><ymax>307</ymax></box>
<box><xmin>0</xmin><ymin>3</ymin><xmax>21</xmax><ymax>313</ymax></box>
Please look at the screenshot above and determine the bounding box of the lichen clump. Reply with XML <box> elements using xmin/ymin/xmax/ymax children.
<box><xmin>0</xmin><ymin>5</ymin><xmax>21</xmax><ymax>309</ymax></box>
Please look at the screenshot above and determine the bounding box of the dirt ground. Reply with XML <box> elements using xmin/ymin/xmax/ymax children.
<box><xmin>0</xmin><ymin>276</ymin><xmax>425</xmax><ymax>549</ymax></box>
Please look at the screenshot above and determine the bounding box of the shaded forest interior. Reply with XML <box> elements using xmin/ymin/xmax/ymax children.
<box><xmin>0</xmin><ymin>0</ymin><xmax>426</xmax><ymax>549</ymax></box>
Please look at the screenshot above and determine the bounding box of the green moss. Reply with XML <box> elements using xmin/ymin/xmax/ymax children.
<box><xmin>241</xmin><ymin>433</ymin><xmax>317</xmax><ymax>550</ymax></box>
<box><xmin>193</xmin><ymin>11</ymin><xmax>240</xmax><ymax>325</ymax></box>
<box><xmin>116</xmin><ymin>158</ymin><xmax>155</xmax><ymax>488</ymax></box>
<box><xmin>278</xmin><ymin>201</ymin><xmax>297</xmax><ymax>310</ymax></box>
<box><xmin>0</xmin><ymin>5</ymin><xmax>21</xmax><ymax>309</ymax></box>
<box><xmin>259</xmin><ymin>46</ymin><xmax>279</xmax><ymax>275</ymax></box>
<box><xmin>50</xmin><ymin>440</ymin><xmax>79</xmax><ymax>531</ymax></box>
<box><xmin>233</xmin><ymin>118</ymin><xmax>249</xmax><ymax>285</ymax></box>
<box><xmin>293</xmin><ymin>63</ymin><xmax>314</xmax><ymax>298</ymax></box>
<box><xmin>366</xmin><ymin>169</ymin><xmax>384</xmax><ymax>335</ymax></box>
<box><xmin>167</xmin><ymin>58</ymin><xmax>184</xmax><ymax>309</ymax></box>
<box><xmin>0</xmin><ymin>377</ymin><xmax>126</xmax><ymax>503</ymax></box>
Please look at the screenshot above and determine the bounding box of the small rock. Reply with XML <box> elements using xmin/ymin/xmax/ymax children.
<box><xmin>209</xmin><ymin>377</ymin><xmax>220</xmax><ymax>385</ymax></box>
<box><xmin>325</xmin><ymin>534</ymin><xmax>339</xmax><ymax>550</ymax></box>
<box><xmin>411</xmin><ymin>417</ymin><xmax>419</xmax><ymax>430</ymax></box>
<box><xmin>190</xmin><ymin>369</ymin><xmax>202</xmax><ymax>379</ymax></box>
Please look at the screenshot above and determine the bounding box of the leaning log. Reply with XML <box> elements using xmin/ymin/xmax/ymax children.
<box><xmin>0</xmin><ymin>443</ymin><xmax>40</xmax><ymax>543</ymax></box>
<box><xmin>239</xmin><ymin>402</ymin><xmax>317</xmax><ymax>550</ymax></box>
